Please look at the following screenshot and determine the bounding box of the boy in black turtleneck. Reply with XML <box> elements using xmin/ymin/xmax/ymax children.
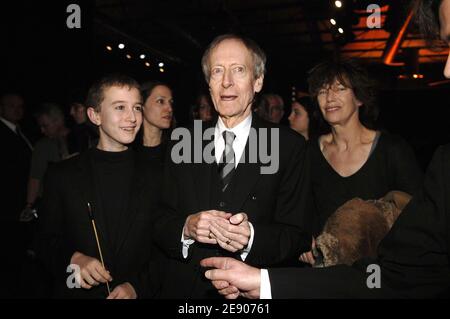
<box><xmin>36</xmin><ymin>74</ymin><xmax>163</xmax><ymax>299</ymax></box>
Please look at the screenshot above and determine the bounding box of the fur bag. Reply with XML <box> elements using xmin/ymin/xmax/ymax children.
<box><xmin>313</xmin><ymin>191</ymin><xmax>412</xmax><ymax>267</ymax></box>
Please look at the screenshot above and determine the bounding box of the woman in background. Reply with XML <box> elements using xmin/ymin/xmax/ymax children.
<box><xmin>288</xmin><ymin>96</ymin><xmax>319</xmax><ymax>141</ymax></box>
<box><xmin>135</xmin><ymin>81</ymin><xmax>174</xmax><ymax>162</ymax></box>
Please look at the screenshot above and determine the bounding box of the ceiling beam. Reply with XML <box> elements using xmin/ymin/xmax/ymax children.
<box><xmin>382</xmin><ymin>0</ymin><xmax>417</xmax><ymax>66</ymax></box>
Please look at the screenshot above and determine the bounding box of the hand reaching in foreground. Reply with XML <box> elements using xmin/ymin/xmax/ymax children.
<box><xmin>201</xmin><ymin>257</ymin><xmax>261</xmax><ymax>299</ymax></box>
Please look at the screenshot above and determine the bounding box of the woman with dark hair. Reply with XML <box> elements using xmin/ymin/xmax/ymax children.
<box><xmin>288</xmin><ymin>96</ymin><xmax>320</xmax><ymax>141</ymax></box>
<box><xmin>135</xmin><ymin>81</ymin><xmax>174</xmax><ymax>162</ymax></box>
<box><xmin>308</xmin><ymin>58</ymin><xmax>379</xmax><ymax>130</ymax></box>
<box><xmin>300</xmin><ymin>58</ymin><xmax>424</xmax><ymax>265</ymax></box>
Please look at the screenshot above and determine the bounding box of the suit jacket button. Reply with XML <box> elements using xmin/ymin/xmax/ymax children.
<box><xmin>219</xmin><ymin>201</ymin><xmax>226</xmax><ymax>208</ymax></box>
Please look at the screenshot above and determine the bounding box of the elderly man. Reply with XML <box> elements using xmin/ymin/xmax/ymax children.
<box><xmin>201</xmin><ymin>0</ymin><xmax>450</xmax><ymax>299</ymax></box>
<box><xmin>153</xmin><ymin>34</ymin><xmax>312</xmax><ymax>298</ymax></box>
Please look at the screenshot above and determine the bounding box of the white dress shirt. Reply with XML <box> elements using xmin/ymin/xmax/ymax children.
<box><xmin>182</xmin><ymin>113</ymin><xmax>256</xmax><ymax>260</ymax></box>
<box><xmin>214</xmin><ymin>114</ymin><xmax>252</xmax><ymax>167</ymax></box>
<box><xmin>260</xmin><ymin>269</ymin><xmax>272</xmax><ymax>299</ymax></box>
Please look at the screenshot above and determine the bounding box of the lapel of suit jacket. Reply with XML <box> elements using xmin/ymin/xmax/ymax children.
<box><xmin>0</xmin><ymin>120</ymin><xmax>32</xmax><ymax>152</ymax></box>
<box><xmin>75</xmin><ymin>150</ymin><xmax>114</xmax><ymax>267</ymax></box>
<box><xmin>227</xmin><ymin>115</ymin><xmax>263</xmax><ymax>213</ymax></box>
<box><xmin>114</xmin><ymin>155</ymin><xmax>145</xmax><ymax>256</ymax></box>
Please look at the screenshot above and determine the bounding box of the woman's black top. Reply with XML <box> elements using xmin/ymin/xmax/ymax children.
<box><xmin>309</xmin><ymin>131</ymin><xmax>423</xmax><ymax>234</ymax></box>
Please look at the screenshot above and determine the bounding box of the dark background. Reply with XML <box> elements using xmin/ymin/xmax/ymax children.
<box><xmin>2</xmin><ymin>0</ymin><xmax>449</xmax><ymax>169</ymax></box>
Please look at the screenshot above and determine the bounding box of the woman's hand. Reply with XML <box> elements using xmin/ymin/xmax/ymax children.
<box><xmin>299</xmin><ymin>237</ymin><xmax>316</xmax><ymax>265</ymax></box>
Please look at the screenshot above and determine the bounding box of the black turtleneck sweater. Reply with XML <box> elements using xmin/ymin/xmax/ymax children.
<box><xmin>91</xmin><ymin>148</ymin><xmax>134</xmax><ymax>249</ymax></box>
<box><xmin>137</xmin><ymin>144</ymin><xmax>163</xmax><ymax>161</ymax></box>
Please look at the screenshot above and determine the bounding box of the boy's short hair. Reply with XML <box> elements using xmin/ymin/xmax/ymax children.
<box><xmin>86</xmin><ymin>74</ymin><xmax>141</xmax><ymax>111</ymax></box>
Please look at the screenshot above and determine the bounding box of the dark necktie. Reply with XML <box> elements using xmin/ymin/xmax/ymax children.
<box><xmin>219</xmin><ymin>131</ymin><xmax>236</xmax><ymax>191</ymax></box>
